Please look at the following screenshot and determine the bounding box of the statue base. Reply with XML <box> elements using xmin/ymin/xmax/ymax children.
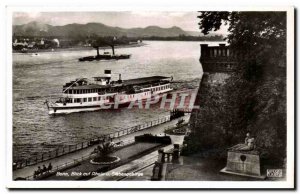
<box><xmin>220</xmin><ymin>145</ymin><xmax>266</xmax><ymax>179</ymax></box>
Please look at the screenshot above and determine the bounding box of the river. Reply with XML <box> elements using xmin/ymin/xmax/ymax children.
<box><xmin>13</xmin><ymin>41</ymin><xmax>221</xmax><ymax>161</ymax></box>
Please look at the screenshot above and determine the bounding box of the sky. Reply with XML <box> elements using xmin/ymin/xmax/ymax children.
<box><xmin>12</xmin><ymin>11</ymin><xmax>228</xmax><ymax>33</ymax></box>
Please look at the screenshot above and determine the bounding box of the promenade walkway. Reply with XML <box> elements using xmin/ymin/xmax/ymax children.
<box><xmin>13</xmin><ymin>115</ymin><xmax>190</xmax><ymax>180</ymax></box>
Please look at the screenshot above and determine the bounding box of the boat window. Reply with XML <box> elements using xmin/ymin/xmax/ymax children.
<box><xmin>93</xmin><ymin>97</ymin><xmax>97</xmax><ymax>101</ymax></box>
<box><xmin>83</xmin><ymin>98</ymin><xmax>87</xmax><ymax>102</ymax></box>
<box><xmin>74</xmin><ymin>98</ymin><xmax>81</xmax><ymax>103</ymax></box>
<box><xmin>88</xmin><ymin>97</ymin><xmax>92</xmax><ymax>102</ymax></box>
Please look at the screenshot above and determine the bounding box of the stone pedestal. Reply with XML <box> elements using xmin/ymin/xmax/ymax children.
<box><xmin>220</xmin><ymin>148</ymin><xmax>266</xmax><ymax>179</ymax></box>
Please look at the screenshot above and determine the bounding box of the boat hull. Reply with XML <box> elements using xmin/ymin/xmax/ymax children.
<box><xmin>48</xmin><ymin>89</ymin><xmax>172</xmax><ymax>115</ymax></box>
<box><xmin>79</xmin><ymin>54</ymin><xmax>131</xmax><ymax>62</ymax></box>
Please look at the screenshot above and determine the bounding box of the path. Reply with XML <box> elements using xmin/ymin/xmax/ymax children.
<box><xmin>13</xmin><ymin>115</ymin><xmax>190</xmax><ymax>180</ymax></box>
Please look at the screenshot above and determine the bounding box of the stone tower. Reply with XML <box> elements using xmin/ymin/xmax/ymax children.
<box><xmin>187</xmin><ymin>43</ymin><xmax>238</xmax><ymax>153</ymax></box>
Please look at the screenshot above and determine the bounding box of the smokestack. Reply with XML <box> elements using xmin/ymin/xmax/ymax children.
<box><xmin>104</xmin><ymin>70</ymin><xmax>111</xmax><ymax>77</ymax></box>
<box><xmin>104</xmin><ymin>70</ymin><xmax>111</xmax><ymax>83</ymax></box>
<box><xmin>118</xmin><ymin>74</ymin><xmax>122</xmax><ymax>82</ymax></box>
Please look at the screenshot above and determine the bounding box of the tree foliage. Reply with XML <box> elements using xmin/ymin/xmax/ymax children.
<box><xmin>188</xmin><ymin>12</ymin><xmax>287</xmax><ymax>163</ymax></box>
<box><xmin>92</xmin><ymin>142</ymin><xmax>115</xmax><ymax>160</ymax></box>
<box><xmin>199</xmin><ymin>11</ymin><xmax>286</xmax><ymax>79</ymax></box>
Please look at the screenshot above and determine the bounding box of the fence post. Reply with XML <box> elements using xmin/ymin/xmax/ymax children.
<box><xmin>62</xmin><ymin>147</ymin><xmax>65</xmax><ymax>154</ymax></box>
<box><xmin>41</xmin><ymin>153</ymin><xmax>44</xmax><ymax>161</ymax></box>
<box><xmin>82</xmin><ymin>142</ymin><xmax>84</xmax><ymax>149</ymax></box>
<box><xmin>56</xmin><ymin>149</ymin><xmax>58</xmax><ymax>157</ymax></box>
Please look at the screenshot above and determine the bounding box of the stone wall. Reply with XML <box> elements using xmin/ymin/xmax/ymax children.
<box><xmin>184</xmin><ymin>44</ymin><xmax>238</xmax><ymax>155</ymax></box>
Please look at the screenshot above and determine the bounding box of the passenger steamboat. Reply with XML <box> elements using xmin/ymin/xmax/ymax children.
<box><xmin>45</xmin><ymin>70</ymin><xmax>173</xmax><ymax>114</ymax></box>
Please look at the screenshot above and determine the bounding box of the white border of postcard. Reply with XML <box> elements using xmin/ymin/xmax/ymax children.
<box><xmin>5</xmin><ymin>5</ymin><xmax>294</xmax><ymax>189</ymax></box>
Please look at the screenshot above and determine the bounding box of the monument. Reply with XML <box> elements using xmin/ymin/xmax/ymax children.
<box><xmin>220</xmin><ymin>133</ymin><xmax>266</xmax><ymax>179</ymax></box>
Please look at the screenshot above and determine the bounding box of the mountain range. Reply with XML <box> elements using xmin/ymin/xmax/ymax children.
<box><xmin>13</xmin><ymin>21</ymin><xmax>206</xmax><ymax>38</ymax></box>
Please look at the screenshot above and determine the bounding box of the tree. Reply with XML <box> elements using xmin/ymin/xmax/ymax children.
<box><xmin>193</xmin><ymin>11</ymin><xmax>287</xmax><ymax>163</ymax></box>
<box><xmin>198</xmin><ymin>11</ymin><xmax>286</xmax><ymax>79</ymax></box>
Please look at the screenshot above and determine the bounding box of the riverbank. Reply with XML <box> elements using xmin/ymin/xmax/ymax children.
<box><xmin>13</xmin><ymin>42</ymin><xmax>146</xmax><ymax>54</ymax></box>
<box><xmin>13</xmin><ymin>114</ymin><xmax>190</xmax><ymax>180</ymax></box>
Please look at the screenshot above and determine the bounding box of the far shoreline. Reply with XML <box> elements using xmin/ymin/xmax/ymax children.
<box><xmin>13</xmin><ymin>42</ymin><xmax>147</xmax><ymax>54</ymax></box>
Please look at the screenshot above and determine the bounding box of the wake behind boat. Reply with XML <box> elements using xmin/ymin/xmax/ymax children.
<box><xmin>45</xmin><ymin>70</ymin><xmax>173</xmax><ymax>115</ymax></box>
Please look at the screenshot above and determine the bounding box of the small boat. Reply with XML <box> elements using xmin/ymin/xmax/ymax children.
<box><xmin>45</xmin><ymin>70</ymin><xmax>173</xmax><ymax>115</ymax></box>
<box><xmin>31</xmin><ymin>53</ymin><xmax>40</xmax><ymax>57</ymax></box>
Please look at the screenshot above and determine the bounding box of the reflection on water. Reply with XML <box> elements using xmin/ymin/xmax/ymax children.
<box><xmin>13</xmin><ymin>41</ymin><xmax>221</xmax><ymax>161</ymax></box>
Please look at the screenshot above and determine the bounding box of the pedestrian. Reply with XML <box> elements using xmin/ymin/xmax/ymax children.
<box><xmin>37</xmin><ymin>166</ymin><xmax>42</xmax><ymax>176</ymax></box>
<box><xmin>42</xmin><ymin>164</ymin><xmax>47</xmax><ymax>173</ymax></box>
<box><xmin>47</xmin><ymin>163</ymin><xmax>52</xmax><ymax>171</ymax></box>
